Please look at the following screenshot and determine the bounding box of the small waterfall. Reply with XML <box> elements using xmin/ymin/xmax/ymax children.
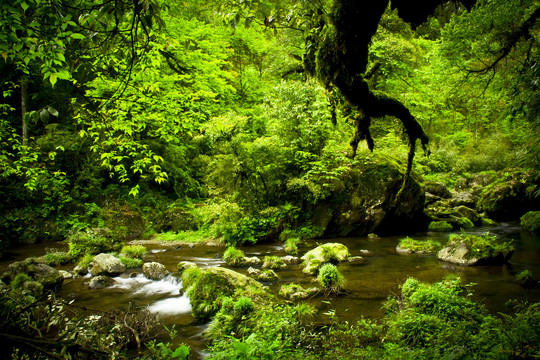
<box><xmin>112</xmin><ymin>274</ymin><xmax>192</xmax><ymax>315</ymax></box>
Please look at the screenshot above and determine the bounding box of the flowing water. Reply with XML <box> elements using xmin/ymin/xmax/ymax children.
<box><xmin>1</xmin><ymin>222</ymin><xmax>539</xmax><ymax>358</ymax></box>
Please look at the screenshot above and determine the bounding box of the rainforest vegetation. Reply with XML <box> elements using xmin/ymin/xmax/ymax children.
<box><xmin>0</xmin><ymin>0</ymin><xmax>539</xmax><ymax>358</ymax></box>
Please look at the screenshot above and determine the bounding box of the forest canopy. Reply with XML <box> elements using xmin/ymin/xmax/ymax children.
<box><xmin>0</xmin><ymin>0</ymin><xmax>538</xmax><ymax>246</ymax></box>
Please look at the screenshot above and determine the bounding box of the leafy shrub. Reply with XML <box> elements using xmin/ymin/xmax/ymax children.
<box><xmin>147</xmin><ymin>342</ymin><xmax>190</xmax><ymax>360</ymax></box>
<box><xmin>223</xmin><ymin>247</ymin><xmax>247</xmax><ymax>267</ymax></box>
<box><xmin>261</xmin><ymin>255</ymin><xmax>285</xmax><ymax>270</ymax></box>
<box><xmin>397</xmin><ymin>237</ymin><xmax>442</xmax><ymax>254</ymax></box>
<box><xmin>67</xmin><ymin>230</ymin><xmax>122</xmax><ymax>259</ymax></box>
<box><xmin>521</xmin><ymin>211</ymin><xmax>540</xmax><ymax>233</ymax></box>
<box><xmin>428</xmin><ymin>220</ymin><xmax>453</xmax><ymax>232</ymax></box>
<box><xmin>317</xmin><ymin>263</ymin><xmax>346</xmax><ymax>294</ymax></box>
<box><xmin>40</xmin><ymin>250</ymin><xmax>74</xmax><ymax>266</ymax></box>
<box><xmin>120</xmin><ymin>245</ymin><xmax>147</xmax><ymax>259</ymax></box>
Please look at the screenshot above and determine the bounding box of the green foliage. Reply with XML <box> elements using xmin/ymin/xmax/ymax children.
<box><xmin>119</xmin><ymin>257</ymin><xmax>143</xmax><ymax>269</ymax></box>
<box><xmin>11</xmin><ymin>273</ymin><xmax>32</xmax><ymax>290</ymax></box>
<box><xmin>120</xmin><ymin>245</ymin><xmax>147</xmax><ymax>259</ymax></box>
<box><xmin>317</xmin><ymin>263</ymin><xmax>346</xmax><ymax>295</ymax></box>
<box><xmin>223</xmin><ymin>247</ymin><xmax>248</xmax><ymax>267</ymax></box>
<box><xmin>521</xmin><ymin>211</ymin><xmax>540</xmax><ymax>233</ymax></box>
<box><xmin>428</xmin><ymin>220</ymin><xmax>453</xmax><ymax>232</ymax></box>
<box><xmin>397</xmin><ymin>237</ymin><xmax>442</xmax><ymax>254</ymax></box>
<box><xmin>67</xmin><ymin>230</ymin><xmax>122</xmax><ymax>259</ymax></box>
<box><xmin>38</xmin><ymin>250</ymin><xmax>73</xmax><ymax>266</ymax></box>
<box><xmin>516</xmin><ymin>270</ymin><xmax>538</xmax><ymax>288</ymax></box>
<box><xmin>147</xmin><ymin>342</ymin><xmax>191</xmax><ymax>360</ymax></box>
<box><xmin>0</xmin><ymin>287</ymin><xmax>165</xmax><ymax>359</ymax></box>
<box><xmin>261</xmin><ymin>255</ymin><xmax>285</xmax><ymax>270</ymax></box>
<box><xmin>284</xmin><ymin>237</ymin><xmax>301</xmax><ymax>254</ymax></box>
<box><xmin>447</xmin><ymin>232</ymin><xmax>514</xmax><ymax>260</ymax></box>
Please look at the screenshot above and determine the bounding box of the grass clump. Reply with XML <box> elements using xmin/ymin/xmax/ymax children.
<box><xmin>448</xmin><ymin>232</ymin><xmax>513</xmax><ymax>260</ymax></box>
<box><xmin>120</xmin><ymin>257</ymin><xmax>143</xmax><ymax>269</ymax></box>
<box><xmin>397</xmin><ymin>237</ymin><xmax>442</xmax><ymax>254</ymax></box>
<box><xmin>317</xmin><ymin>263</ymin><xmax>346</xmax><ymax>295</ymax></box>
<box><xmin>262</xmin><ymin>255</ymin><xmax>285</xmax><ymax>270</ymax></box>
<box><xmin>39</xmin><ymin>250</ymin><xmax>74</xmax><ymax>266</ymax></box>
<box><xmin>120</xmin><ymin>245</ymin><xmax>147</xmax><ymax>259</ymax></box>
<box><xmin>428</xmin><ymin>221</ymin><xmax>453</xmax><ymax>232</ymax></box>
<box><xmin>223</xmin><ymin>246</ymin><xmax>247</xmax><ymax>267</ymax></box>
<box><xmin>284</xmin><ymin>237</ymin><xmax>301</xmax><ymax>254</ymax></box>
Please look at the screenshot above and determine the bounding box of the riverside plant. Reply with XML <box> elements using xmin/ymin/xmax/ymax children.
<box><xmin>317</xmin><ymin>263</ymin><xmax>346</xmax><ymax>295</ymax></box>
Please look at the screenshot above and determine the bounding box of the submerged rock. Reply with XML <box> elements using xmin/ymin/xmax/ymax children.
<box><xmin>91</xmin><ymin>253</ymin><xmax>127</xmax><ymax>277</ymax></box>
<box><xmin>301</xmin><ymin>243</ymin><xmax>351</xmax><ymax>275</ymax></box>
<box><xmin>257</xmin><ymin>269</ymin><xmax>279</xmax><ymax>281</ymax></box>
<box><xmin>177</xmin><ymin>261</ymin><xmax>197</xmax><ymax>273</ymax></box>
<box><xmin>1</xmin><ymin>257</ymin><xmax>63</xmax><ymax>291</ymax></box>
<box><xmin>89</xmin><ymin>275</ymin><xmax>114</xmax><ymax>289</ymax></box>
<box><xmin>279</xmin><ymin>283</ymin><xmax>319</xmax><ymax>301</ymax></box>
<box><xmin>143</xmin><ymin>262</ymin><xmax>169</xmax><ymax>280</ymax></box>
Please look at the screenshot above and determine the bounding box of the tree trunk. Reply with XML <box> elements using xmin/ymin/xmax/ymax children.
<box><xmin>21</xmin><ymin>77</ymin><xmax>29</xmax><ymax>146</ymax></box>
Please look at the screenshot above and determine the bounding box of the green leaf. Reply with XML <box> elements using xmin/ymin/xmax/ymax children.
<box><xmin>40</xmin><ymin>109</ymin><xmax>50</xmax><ymax>122</ymax></box>
<box><xmin>49</xmin><ymin>74</ymin><xmax>58</xmax><ymax>87</ymax></box>
<box><xmin>70</xmin><ymin>33</ymin><xmax>86</xmax><ymax>40</ymax></box>
<box><xmin>21</xmin><ymin>2</ymin><xmax>29</xmax><ymax>12</ymax></box>
<box><xmin>47</xmin><ymin>106</ymin><xmax>59</xmax><ymax>117</ymax></box>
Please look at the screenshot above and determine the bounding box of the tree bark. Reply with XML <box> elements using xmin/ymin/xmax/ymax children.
<box><xmin>21</xmin><ymin>77</ymin><xmax>29</xmax><ymax>146</ymax></box>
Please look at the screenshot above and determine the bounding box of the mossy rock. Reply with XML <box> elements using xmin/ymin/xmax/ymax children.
<box><xmin>437</xmin><ymin>233</ymin><xmax>514</xmax><ymax>266</ymax></box>
<box><xmin>477</xmin><ymin>169</ymin><xmax>539</xmax><ymax>221</ymax></box>
<box><xmin>396</xmin><ymin>237</ymin><xmax>442</xmax><ymax>255</ymax></box>
<box><xmin>0</xmin><ymin>257</ymin><xmax>63</xmax><ymax>291</ymax></box>
<box><xmin>279</xmin><ymin>283</ymin><xmax>319</xmax><ymax>301</ymax></box>
<box><xmin>319</xmin><ymin>153</ymin><xmax>425</xmax><ymax>236</ymax></box>
<box><xmin>102</xmin><ymin>203</ymin><xmax>146</xmax><ymax>240</ymax></box>
<box><xmin>454</xmin><ymin>206</ymin><xmax>481</xmax><ymax>224</ymax></box>
<box><xmin>520</xmin><ymin>211</ymin><xmax>540</xmax><ymax>233</ymax></box>
<box><xmin>181</xmin><ymin>266</ymin><xmax>266</xmax><ymax>322</ymax></box>
<box><xmin>301</xmin><ymin>243</ymin><xmax>350</xmax><ymax>275</ymax></box>
<box><xmin>424</xmin><ymin>181</ymin><xmax>452</xmax><ymax>199</ymax></box>
<box><xmin>154</xmin><ymin>207</ymin><xmax>198</xmax><ymax>233</ymax></box>
<box><xmin>428</xmin><ymin>221</ymin><xmax>453</xmax><ymax>232</ymax></box>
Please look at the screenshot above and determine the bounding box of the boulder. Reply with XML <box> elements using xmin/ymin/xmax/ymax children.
<box><xmin>520</xmin><ymin>211</ymin><xmax>540</xmax><ymax>233</ymax></box>
<box><xmin>282</xmin><ymin>255</ymin><xmax>301</xmax><ymax>264</ymax></box>
<box><xmin>477</xmin><ymin>169</ymin><xmax>539</xmax><ymax>220</ymax></box>
<box><xmin>91</xmin><ymin>253</ymin><xmax>126</xmax><ymax>277</ymax></box>
<box><xmin>177</xmin><ymin>261</ymin><xmax>198</xmax><ymax>273</ymax></box>
<box><xmin>143</xmin><ymin>262</ymin><xmax>169</xmax><ymax>280</ymax></box>
<box><xmin>257</xmin><ymin>269</ymin><xmax>279</xmax><ymax>281</ymax></box>
<box><xmin>424</xmin><ymin>181</ymin><xmax>452</xmax><ymax>199</ymax></box>
<box><xmin>316</xmin><ymin>153</ymin><xmax>425</xmax><ymax>237</ymax></box>
<box><xmin>1</xmin><ymin>258</ymin><xmax>63</xmax><ymax>290</ymax></box>
<box><xmin>59</xmin><ymin>270</ymin><xmax>73</xmax><ymax>279</ymax></box>
<box><xmin>301</xmin><ymin>243</ymin><xmax>350</xmax><ymax>275</ymax></box>
<box><xmin>181</xmin><ymin>266</ymin><xmax>265</xmax><ymax>321</ymax></box>
<box><xmin>279</xmin><ymin>283</ymin><xmax>319</xmax><ymax>301</ymax></box>
<box><xmin>449</xmin><ymin>191</ymin><xmax>478</xmax><ymax>208</ymax></box>
<box><xmin>89</xmin><ymin>275</ymin><xmax>114</xmax><ymax>289</ymax></box>
<box><xmin>437</xmin><ymin>233</ymin><xmax>514</xmax><ymax>266</ymax></box>
<box><xmin>347</xmin><ymin>256</ymin><xmax>366</xmax><ymax>265</ymax></box>
<box><xmin>454</xmin><ymin>205</ymin><xmax>481</xmax><ymax>224</ymax></box>
<box><xmin>154</xmin><ymin>207</ymin><xmax>198</xmax><ymax>233</ymax></box>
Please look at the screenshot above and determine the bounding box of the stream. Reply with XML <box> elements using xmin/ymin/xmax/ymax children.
<box><xmin>1</xmin><ymin>222</ymin><xmax>539</xmax><ymax>358</ymax></box>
